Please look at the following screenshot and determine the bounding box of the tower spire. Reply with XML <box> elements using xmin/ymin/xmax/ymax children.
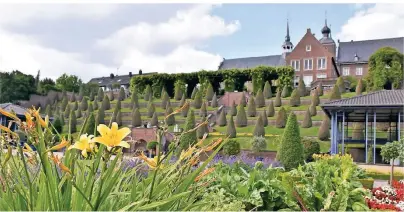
<box><xmin>282</xmin><ymin>16</ymin><xmax>293</xmax><ymax>53</ymax></box>
<box><xmin>325</xmin><ymin>10</ymin><xmax>328</xmax><ymax>26</ymax></box>
<box><xmin>286</xmin><ymin>17</ymin><xmax>290</xmax><ymax>41</ymax></box>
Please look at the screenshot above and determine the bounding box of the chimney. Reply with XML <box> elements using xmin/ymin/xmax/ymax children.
<box><xmin>109</xmin><ymin>73</ymin><xmax>114</xmax><ymax>79</ymax></box>
<box><xmin>129</xmin><ymin>72</ymin><xmax>132</xmax><ymax>77</ymax></box>
<box><xmin>139</xmin><ymin>69</ymin><xmax>142</xmax><ymax>75</ymax></box>
<box><xmin>307</xmin><ymin>28</ymin><xmax>311</xmax><ymax>33</ymax></box>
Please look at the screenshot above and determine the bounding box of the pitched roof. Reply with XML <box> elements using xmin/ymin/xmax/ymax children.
<box><xmin>0</xmin><ymin>103</ymin><xmax>28</xmax><ymax>116</ymax></box>
<box><xmin>218</xmin><ymin>55</ymin><xmax>285</xmax><ymax>70</ymax></box>
<box><xmin>337</xmin><ymin>37</ymin><xmax>404</xmax><ymax>64</ymax></box>
<box><xmin>88</xmin><ymin>72</ymin><xmax>157</xmax><ymax>87</ymax></box>
<box><xmin>322</xmin><ymin>89</ymin><xmax>404</xmax><ymax>107</ymax></box>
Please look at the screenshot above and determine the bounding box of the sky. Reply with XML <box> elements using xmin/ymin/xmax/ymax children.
<box><xmin>0</xmin><ymin>3</ymin><xmax>403</xmax><ymax>82</ymax></box>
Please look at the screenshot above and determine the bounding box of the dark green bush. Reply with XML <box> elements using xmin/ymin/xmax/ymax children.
<box><xmin>255</xmin><ymin>89</ymin><xmax>265</xmax><ymax>108</ymax></box>
<box><xmin>277</xmin><ymin>112</ymin><xmax>304</xmax><ymax>170</ymax></box>
<box><xmin>253</xmin><ymin>116</ymin><xmax>265</xmax><ymax>137</ymax></box>
<box><xmin>64</xmin><ymin>104</ymin><xmax>71</xmax><ymax>118</ymax></box>
<box><xmin>247</xmin><ymin>97</ymin><xmax>256</xmax><ymax>117</ymax></box>
<box><xmin>235</xmin><ymin>105</ymin><xmax>247</xmax><ymax>127</ymax></box>
<box><xmin>275</xmin><ymin>107</ymin><xmax>287</xmax><ymax>128</ymax></box>
<box><xmin>263</xmin><ymin>81</ymin><xmax>272</xmax><ymax>99</ymax></box>
<box><xmin>217</xmin><ymin>109</ymin><xmax>227</xmax><ymax>126</ymax></box>
<box><xmin>267</xmin><ymin>101</ymin><xmax>275</xmax><ymax>117</ymax></box>
<box><xmin>223</xmin><ymin>139</ymin><xmax>241</xmax><ymax>156</ymax></box>
<box><xmin>301</xmin><ymin>137</ymin><xmax>321</xmax><ymax>161</ymax></box>
<box><xmin>84</xmin><ymin>113</ymin><xmax>95</xmax><ymax>135</ymax></box>
<box><xmin>301</xmin><ymin>108</ymin><xmax>312</xmax><ymax>128</ymax></box>
<box><xmin>251</xmin><ymin>136</ymin><xmax>267</xmax><ymax>153</ymax></box>
<box><xmin>147</xmin><ymin>141</ymin><xmax>159</xmax><ymax>150</ymax></box>
<box><xmin>289</xmin><ymin>89</ymin><xmax>301</xmax><ymax>107</ymax></box>
<box><xmin>132</xmin><ymin>108</ymin><xmax>142</xmax><ymax>127</ymax></box>
<box><xmin>52</xmin><ymin>116</ymin><xmax>63</xmax><ymax>134</ymax></box>
<box><xmin>226</xmin><ymin>116</ymin><xmax>236</xmax><ymax>138</ymax></box>
<box><xmin>69</xmin><ymin>110</ymin><xmax>77</xmax><ymax>133</ymax></box>
<box><xmin>109</xmin><ymin>91</ymin><xmax>115</xmax><ymax>101</ymax></box>
<box><xmin>318</xmin><ymin>115</ymin><xmax>330</xmax><ymax>141</ymax></box>
<box><xmin>131</xmin><ymin>88</ymin><xmax>139</xmax><ymax>109</ymax></box>
<box><xmin>97</xmin><ymin>106</ymin><xmax>105</xmax><ymax>125</ymax></box>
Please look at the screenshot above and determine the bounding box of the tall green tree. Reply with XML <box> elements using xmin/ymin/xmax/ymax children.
<box><xmin>0</xmin><ymin>71</ymin><xmax>36</xmax><ymax>103</ymax></box>
<box><xmin>277</xmin><ymin>112</ymin><xmax>304</xmax><ymax>170</ymax></box>
<box><xmin>56</xmin><ymin>73</ymin><xmax>82</xmax><ymax>92</ymax></box>
<box><xmin>366</xmin><ymin>47</ymin><xmax>404</xmax><ymax>91</ymax></box>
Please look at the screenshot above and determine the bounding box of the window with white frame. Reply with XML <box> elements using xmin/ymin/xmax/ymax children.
<box><xmin>343</xmin><ymin>67</ymin><xmax>350</xmax><ymax>76</ymax></box>
<box><xmin>306</xmin><ymin>45</ymin><xmax>311</xmax><ymax>52</ymax></box>
<box><xmin>291</xmin><ymin>60</ymin><xmax>300</xmax><ymax>71</ymax></box>
<box><xmin>317</xmin><ymin>57</ymin><xmax>326</xmax><ymax>70</ymax></box>
<box><xmin>356</xmin><ymin>67</ymin><xmax>363</xmax><ymax>76</ymax></box>
<box><xmin>316</xmin><ymin>73</ymin><xmax>327</xmax><ymax>79</ymax></box>
<box><xmin>304</xmin><ymin>58</ymin><xmax>313</xmax><ymax>70</ymax></box>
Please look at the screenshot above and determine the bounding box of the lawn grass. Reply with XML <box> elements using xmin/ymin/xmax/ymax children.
<box><xmin>213</xmin><ymin>125</ymin><xmax>320</xmax><ymax>137</ymax></box>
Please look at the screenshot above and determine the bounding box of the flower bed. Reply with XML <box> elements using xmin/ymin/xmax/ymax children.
<box><xmin>366</xmin><ymin>180</ymin><xmax>404</xmax><ymax>211</ymax></box>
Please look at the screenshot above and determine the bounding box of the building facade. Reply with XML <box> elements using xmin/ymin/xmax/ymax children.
<box><xmin>218</xmin><ymin>18</ymin><xmax>404</xmax><ymax>88</ymax></box>
<box><xmin>88</xmin><ymin>70</ymin><xmax>157</xmax><ymax>91</ymax></box>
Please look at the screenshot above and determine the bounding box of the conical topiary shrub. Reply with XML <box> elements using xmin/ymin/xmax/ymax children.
<box><xmin>309</xmin><ymin>103</ymin><xmax>317</xmax><ymax>116</ymax></box>
<box><xmin>131</xmin><ymin>87</ymin><xmax>139</xmax><ymax>109</ymax></box>
<box><xmin>179</xmin><ymin>93</ymin><xmax>186</xmax><ymax>107</ymax></box>
<box><xmin>226</xmin><ymin>116</ymin><xmax>236</xmax><ymax>138</ymax></box>
<box><xmin>84</xmin><ymin>112</ymin><xmax>95</xmax><ymax>135</ymax></box>
<box><xmin>73</xmin><ymin>101</ymin><xmax>78</xmax><ymax>111</ymax></box>
<box><xmin>247</xmin><ymin>97</ymin><xmax>256</xmax><ymax>117</ymax></box>
<box><xmin>230</xmin><ymin>100</ymin><xmax>237</xmax><ymax>116</ymax></box>
<box><xmin>263</xmin><ymin>81</ymin><xmax>272</xmax><ymax>99</ymax></box>
<box><xmin>277</xmin><ymin>112</ymin><xmax>304</xmax><ymax>170</ymax></box>
<box><xmin>317</xmin><ymin>82</ymin><xmax>324</xmax><ymax>96</ymax></box>
<box><xmin>336</xmin><ymin>77</ymin><xmax>346</xmax><ymax>93</ymax></box>
<box><xmin>261</xmin><ymin>110</ymin><xmax>268</xmax><ymax>127</ymax></box>
<box><xmin>211</xmin><ymin>93</ymin><xmax>218</xmax><ymax>108</ymax></box>
<box><xmin>311</xmin><ymin>89</ymin><xmax>320</xmax><ymax>106</ymax></box>
<box><xmin>179</xmin><ymin>110</ymin><xmax>196</xmax><ymax>150</ymax></box>
<box><xmin>97</xmin><ymin>88</ymin><xmax>104</xmax><ymax>102</ymax></box>
<box><xmin>318</xmin><ymin>115</ymin><xmax>330</xmax><ymax>141</ymax></box>
<box><xmin>301</xmin><ymin>108</ymin><xmax>312</xmax><ymax>128</ymax></box>
<box><xmin>69</xmin><ymin>110</ymin><xmax>77</xmax><ymax>133</ymax></box>
<box><xmin>274</xmin><ymin>89</ymin><xmax>282</xmax><ymax>107</ymax></box>
<box><xmin>150</xmin><ymin>112</ymin><xmax>159</xmax><ymax>127</ymax></box>
<box><xmin>235</xmin><ymin>105</ymin><xmax>247</xmax><ymax>127</ymax></box>
<box><xmin>147</xmin><ymin>100</ymin><xmax>155</xmax><ymax>118</ymax></box>
<box><xmin>205</xmin><ymin>83</ymin><xmax>214</xmax><ymax>101</ymax></box>
<box><xmin>281</xmin><ymin>85</ymin><xmax>291</xmax><ymax>98</ymax></box>
<box><xmin>289</xmin><ymin>89</ymin><xmax>301</xmax><ymax>107</ymax></box>
<box><xmin>253</xmin><ymin>116</ymin><xmax>265</xmax><ymax>137</ymax></box>
<box><xmin>356</xmin><ymin>78</ymin><xmax>363</xmax><ymax>95</ymax></box>
<box><xmin>329</xmin><ymin>84</ymin><xmax>342</xmax><ymax>101</ymax></box>
<box><xmin>109</xmin><ymin>90</ymin><xmax>115</xmax><ymax>101</ymax></box>
<box><xmin>70</xmin><ymin>93</ymin><xmax>76</xmax><ymax>102</ymax></box>
<box><xmin>267</xmin><ymin>101</ymin><xmax>275</xmax><ymax>117</ymax></box>
<box><xmin>132</xmin><ymin>108</ymin><xmax>142</xmax><ymax>127</ymax></box>
<box><xmin>76</xmin><ymin>109</ymin><xmax>82</xmax><ymax>119</ymax></box>
<box><xmin>45</xmin><ymin>105</ymin><xmax>52</xmax><ymax>117</ymax></box>
<box><xmin>255</xmin><ymin>89</ymin><xmax>265</xmax><ymax>108</ymax></box>
<box><xmin>200</xmin><ymin>102</ymin><xmax>207</xmax><ymax>117</ymax></box>
<box><xmin>193</xmin><ymin>91</ymin><xmax>202</xmax><ymax>109</ymax></box>
<box><xmin>89</xmin><ymin>91</ymin><xmax>95</xmax><ymax>101</ymax></box>
<box><xmin>161</xmin><ymin>90</ymin><xmax>170</xmax><ymax>109</ymax></box>
<box><xmin>297</xmin><ymin>78</ymin><xmax>306</xmax><ymax>97</ymax></box>
<box><xmin>191</xmin><ymin>87</ymin><xmax>198</xmax><ymax>100</ymax></box>
<box><xmin>87</xmin><ymin>102</ymin><xmax>93</xmax><ymax>116</ymax></box>
<box><xmin>102</xmin><ymin>95</ymin><xmax>110</xmax><ymax>110</ymax></box>
<box><xmin>240</xmin><ymin>93</ymin><xmax>247</xmax><ymax>107</ymax></box>
<box><xmin>165</xmin><ymin>106</ymin><xmax>175</xmax><ymax>126</ymax></box>
<box><xmin>181</xmin><ymin>101</ymin><xmax>189</xmax><ymax>117</ymax></box>
<box><xmin>144</xmin><ymin>85</ymin><xmax>152</xmax><ymax>101</ymax></box>
<box><xmin>64</xmin><ymin>104</ymin><xmax>71</xmax><ymax>118</ymax></box>
<box><xmin>197</xmin><ymin>117</ymin><xmax>209</xmax><ymax>139</ymax></box>
<box><xmin>112</xmin><ymin>99</ymin><xmax>121</xmax><ymax>121</ymax></box>
<box><xmin>93</xmin><ymin>101</ymin><xmax>98</xmax><ymax>110</ymax></box>
<box><xmin>217</xmin><ymin>109</ymin><xmax>227</xmax><ymax>126</ymax></box>
<box><xmin>80</xmin><ymin>97</ymin><xmax>88</xmax><ymax>111</ymax></box>
<box><xmin>174</xmin><ymin>85</ymin><xmax>183</xmax><ymax>101</ymax></box>
<box><xmin>118</xmin><ymin>87</ymin><xmax>125</xmax><ymax>101</ymax></box>
<box><xmin>116</xmin><ymin>111</ymin><xmax>122</xmax><ymax>126</ymax></box>
<box><xmin>61</xmin><ymin>97</ymin><xmax>68</xmax><ymax>111</ymax></box>
<box><xmin>97</xmin><ymin>106</ymin><xmax>105</xmax><ymax>125</ymax></box>
<box><xmin>276</xmin><ymin>107</ymin><xmax>287</xmax><ymax>128</ymax></box>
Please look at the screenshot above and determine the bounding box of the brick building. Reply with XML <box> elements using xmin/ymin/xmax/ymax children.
<box><xmin>218</xmin><ymin>18</ymin><xmax>404</xmax><ymax>88</ymax></box>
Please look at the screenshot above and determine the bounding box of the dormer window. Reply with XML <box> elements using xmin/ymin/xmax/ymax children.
<box><xmin>117</xmin><ymin>79</ymin><xmax>121</xmax><ymax>82</ymax></box>
<box><xmin>354</xmin><ymin>54</ymin><xmax>359</xmax><ymax>62</ymax></box>
<box><xmin>306</xmin><ymin>45</ymin><xmax>311</xmax><ymax>52</ymax></box>
<box><xmin>98</xmin><ymin>81</ymin><xmax>103</xmax><ymax>84</ymax></box>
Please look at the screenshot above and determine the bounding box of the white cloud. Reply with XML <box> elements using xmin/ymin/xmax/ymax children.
<box><xmin>96</xmin><ymin>4</ymin><xmax>240</xmax><ymax>73</ymax></box>
<box><xmin>0</xmin><ymin>4</ymin><xmax>119</xmax><ymax>26</ymax></box>
<box><xmin>0</xmin><ymin>4</ymin><xmax>238</xmax><ymax>82</ymax></box>
<box><xmin>337</xmin><ymin>4</ymin><xmax>404</xmax><ymax>41</ymax></box>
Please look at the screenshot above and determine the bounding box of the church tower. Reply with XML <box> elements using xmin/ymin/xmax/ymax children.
<box><xmin>319</xmin><ymin>13</ymin><xmax>336</xmax><ymax>56</ymax></box>
<box><xmin>282</xmin><ymin>19</ymin><xmax>294</xmax><ymax>53</ymax></box>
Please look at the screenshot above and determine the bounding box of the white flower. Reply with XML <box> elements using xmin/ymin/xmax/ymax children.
<box><xmin>396</xmin><ymin>201</ymin><xmax>404</xmax><ymax>211</ymax></box>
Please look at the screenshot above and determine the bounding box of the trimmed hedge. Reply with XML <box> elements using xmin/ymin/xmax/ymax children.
<box><xmin>289</xmin><ymin>89</ymin><xmax>301</xmax><ymax>107</ymax></box>
<box><xmin>179</xmin><ymin>110</ymin><xmax>196</xmax><ymax>150</ymax></box>
<box><xmin>223</xmin><ymin>139</ymin><xmax>241</xmax><ymax>156</ymax></box>
<box><xmin>236</xmin><ymin>105</ymin><xmax>247</xmax><ymax>127</ymax></box>
<box><xmin>275</xmin><ymin>107</ymin><xmax>287</xmax><ymax>128</ymax></box>
<box><xmin>318</xmin><ymin>115</ymin><xmax>330</xmax><ymax>141</ymax></box>
<box><xmin>230</xmin><ymin>101</ymin><xmax>237</xmax><ymax>116</ymax></box>
<box><xmin>301</xmin><ymin>137</ymin><xmax>321</xmax><ymax>162</ymax></box>
<box><xmin>226</xmin><ymin>116</ymin><xmax>237</xmax><ymax>138</ymax></box>
<box><xmin>301</xmin><ymin>108</ymin><xmax>312</xmax><ymax>128</ymax></box>
<box><xmin>217</xmin><ymin>109</ymin><xmax>227</xmax><ymax>126</ymax></box>
<box><xmin>267</xmin><ymin>101</ymin><xmax>275</xmax><ymax>117</ymax></box>
<box><xmin>263</xmin><ymin>81</ymin><xmax>272</xmax><ymax>99</ymax></box>
<box><xmin>274</xmin><ymin>89</ymin><xmax>282</xmax><ymax>107</ymax></box>
<box><xmin>151</xmin><ymin>112</ymin><xmax>159</xmax><ymax>127</ymax></box>
<box><xmin>253</xmin><ymin>116</ymin><xmax>265</xmax><ymax>137</ymax></box>
<box><xmin>255</xmin><ymin>89</ymin><xmax>265</xmax><ymax>108</ymax></box>
<box><xmin>247</xmin><ymin>97</ymin><xmax>257</xmax><ymax>117</ymax></box>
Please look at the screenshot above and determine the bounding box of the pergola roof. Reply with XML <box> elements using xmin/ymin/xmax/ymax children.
<box><xmin>321</xmin><ymin>90</ymin><xmax>404</xmax><ymax>122</ymax></box>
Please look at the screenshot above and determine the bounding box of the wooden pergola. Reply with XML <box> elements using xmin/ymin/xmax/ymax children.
<box><xmin>321</xmin><ymin>90</ymin><xmax>404</xmax><ymax>164</ymax></box>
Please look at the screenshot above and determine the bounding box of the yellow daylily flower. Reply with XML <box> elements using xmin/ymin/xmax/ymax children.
<box><xmin>0</xmin><ymin>108</ymin><xmax>21</xmax><ymax>122</ymax></box>
<box><xmin>92</xmin><ymin>123</ymin><xmax>131</xmax><ymax>149</ymax></box>
<box><xmin>31</xmin><ymin>107</ymin><xmax>47</xmax><ymax>128</ymax></box>
<box><xmin>68</xmin><ymin>134</ymin><xmax>95</xmax><ymax>157</ymax></box>
<box><xmin>194</xmin><ymin>167</ymin><xmax>215</xmax><ymax>182</ymax></box>
<box><xmin>23</xmin><ymin>143</ymin><xmax>34</xmax><ymax>153</ymax></box>
<box><xmin>50</xmin><ymin>155</ymin><xmax>72</xmax><ymax>174</ymax></box>
<box><xmin>138</xmin><ymin>152</ymin><xmax>165</xmax><ymax>170</ymax></box>
<box><xmin>179</xmin><ymin>146</ymin><xmax>196</xmax><ymax>161</ymax></box>
<box><xmin>24</xmin><ymin>112</ymin><xmax>35</xmax><ymax>129</ymax></box>
<box><xmin>49</xmin><ymin>138</ymin><xmax>69</xmax><ymax>151</ymax></box>
<box><xmin>203</xmin><ymin>138</ymin><xmax>223</xmax><ymax>152</ymax></box>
